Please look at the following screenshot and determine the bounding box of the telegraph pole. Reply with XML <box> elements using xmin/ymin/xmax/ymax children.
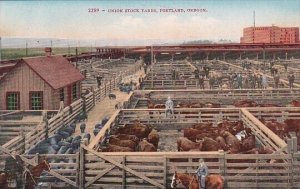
<box><xmin>0</xmin><ymin>36</ymin><xmax>2</xmax><ymax>61</ymax></box>
<box><xmin>151</xmin><ymin>46</ymin><xmax>154</xmax><ymax>88</ymax></box>
<box><xmin>26</xmin><ymin>42</ymin><xmax>28</xmax><ymax>57</ymax></box>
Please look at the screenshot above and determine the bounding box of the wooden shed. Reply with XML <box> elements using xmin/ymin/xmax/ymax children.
<box><xmin>0</xmin><ymin>54</ymin><xmax>84</xmax><ymax>110</ymax></box>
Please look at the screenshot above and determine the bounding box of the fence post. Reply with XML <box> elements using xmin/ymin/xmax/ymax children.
<box><xmin>82</xmin><ymin>95</ymin><xmax>87</xmax><ymax>116</ymax></box>
<box><xmin>79</xmin><ymin>143</ymin><xmax>86</xmax><ymax>189</ymax></box>
<box><xmin>114</xmin><ymin>77</ymin><xmax>116</xmax><ymax>90</ymax></box>
<box><xmin>218</xmin><ymin>150</ymin><xmax>225</xmax><ymax>175</ymax></box>
<box><xmin>163</xmin><ymin>156</ymin><xmax>167</xmax><ymax>188</ymax></box>
<box><xmin>20</xmin><ymin>130</ymin><xmax>25</xmax><ymax>154</ymax></box>
<box><xmin>122</xmin><ymin>155</ymin><xmax>126</xmax><ymax>189</ymax></box>
<box><xmin>109</xmin><ymin>80</ymin><xmax>112</xmax><ymax>93</ymax></box>
<box><xmin>92</xmin><ymin>87</ymin><xmax>96</xmax><ymax>106</ymax></box>
<box><xmin>42</xmin><ymin>111</ymin><xmax>49</xmax><ymax>139</ymax></box>
<box><xmin>35</xmin><ymin>153</ymin><xmax>40</xmax><ymax>163</ymax></box>
<box><xmin>76</xmin><ymin>151</ymin><xmax>80</xmax><ymax>187</ymax></box>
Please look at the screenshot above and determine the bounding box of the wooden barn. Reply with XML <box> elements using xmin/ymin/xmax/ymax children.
<box><xmin>0</xmin><ymin>52</ymin><xmax>84</xmax><ymax>110</ymax></box>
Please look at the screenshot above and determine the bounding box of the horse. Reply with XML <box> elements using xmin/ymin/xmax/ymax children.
<box><xmin>25</xmin><ymin>160</ymin><xmax>51</xmax><ymax>189</ymax></box>
<box><xmin>171</xmin><ymin>171</ymin><xmax>224</xmax><ymax>189</ymax></box>
<box><xmin>0</xmin><ymin>160</ymin><xmax>51</xmax><ymax>189</ymax></box>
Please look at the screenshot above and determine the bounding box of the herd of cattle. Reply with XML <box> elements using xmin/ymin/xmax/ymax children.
<box><xmin>98</xmin><ymin>115</ymin><xmax>300</xmax><ymax>153</ymax></box>
<box><xmin>99</xmin><ymin>121</ymin><xmax>159</xmax><ymax>152</ymax></box>
<box><xmin>27</xmin><ymin>117</ymin><xmax>110</xmax><ymax>156</ymax></box>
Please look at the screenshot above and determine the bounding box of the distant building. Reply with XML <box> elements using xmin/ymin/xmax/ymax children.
<box><xmin>240</xmin><ymin>25</ymin><xmax>299</xmax><ymax>43</ymax></box>
<box><xmin>0</xmin><ymin>48</ymin><xmax>84</xmax><ymax>110</ymax></box>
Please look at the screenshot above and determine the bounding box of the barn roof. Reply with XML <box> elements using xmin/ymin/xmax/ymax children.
<box><xmin>22</xmin><ymin>55</ymin><xmax>84</xmax><ymax>89</ymax></box>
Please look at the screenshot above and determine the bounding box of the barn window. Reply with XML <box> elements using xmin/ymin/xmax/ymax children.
<box><xmin>60</xmin><ymin>88</ymin><xmax>64</xmax><ymax>101</ymax></box>
<box><xmin>6</xmin><ymin>92</ymin><xmax>20</xmax><ymax>110</ymax></box>
<box><xmin>72</xmin><ymin>83</ymin><xmax>78</xmax><ymax>100</ymax></box>
<box><xmin>30</xmin><ymin>91</ymin><xmax>43</xmax><ymax>110</ymax></box>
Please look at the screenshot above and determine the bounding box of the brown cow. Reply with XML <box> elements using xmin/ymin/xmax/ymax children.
<box><xmin>263</xmin><ymin>120</ymin><xmax>288</xmax><ymax>139</ymax></box>
<box><xmin>138</xmin><ymin>139</ymin><xmax>156</xmax><ymax>152</ymax></box>
<box><xmin>291</xmin><ymin>100</ymin><xmax>300</xmax><ymax>107</ymax></box>
<box><xmin>101</xmin><ymin>144</ymin><xmax>134</xmax><ymax>152</ymax></box>
<box><xmin>205</xmin><ymin>103</ymin><xmax>221</xmax><ymax>108</ymax></box>
<box><xmin>221</xmin><ymin>131</ymin><xmax>241</xmax><ymax>153</ymax></box>
<box><xmin>201</xmin><ymin>137</ymin><xmax>221</xmax><ymax>151</ymax></box>
<box><xmin>154</xmin><ymin>104</ymin><xmax>165</xmax><ymax>109</ymax></box>
<box><xmin>215</xmin><ymin>136</ymin><xmax>227</xmax><ymax>150</ymax></box>
<box><xmin>147</xmin><ymin>129</ymin><xmax>159</xmax><ymax>148</ymax></box>
<box><xmin>284</xmin><ymin>119</ymin><xmax>300</xmax><ymax>133</ymax></box>
<box><xmin>193</xmin><ymin>122</ymin><xmax>213</xmax><ymax>130</ymax></box>
<box><xmin>241</xmin><ymin>135</ymin><xmax>255</xmax><ymax>152</ymax></box>
<box><xmin>116</xmin><ymin>121</ymin><xmax>152</xmax><ymax>139</ymax></box>
<box><xmin>109</xmin><ymin>137</ymin><xmax>136</xmax><ymax>150</ymax></box>
<box><xmin>112</xmin><ymin>134</ymin><xmax>139</xmax><ymax>144</ymax></box>
<box><xmin>177</xmin><ymin>137</ymin><xmax>202</xmax><ymax>151</ymax></box>
<box><xmin>183</xmin><ymin>128</ymin><xmax>202</xmax><ymax>142</ymax></box>
<box><xmin>234</xmin><ymin>100</ymin><xmax>257</xmax><ymax>107</ymax></box>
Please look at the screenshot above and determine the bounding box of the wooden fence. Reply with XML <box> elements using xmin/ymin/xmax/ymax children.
<box><xmin>128</xmin><ymin>89</ymin><xmax>300</xmax><ymax>108</ymax></box>
<box><xmin>80</xmin><ymin>146</ymin><xmax>300</xmax><ymax>189</ymax></box>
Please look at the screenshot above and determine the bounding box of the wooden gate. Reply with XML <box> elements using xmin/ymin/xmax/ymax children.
<box><xmin>80</xmin><ymin>145</ymin><xmax>165</xmax><ymax>189</ymax></box>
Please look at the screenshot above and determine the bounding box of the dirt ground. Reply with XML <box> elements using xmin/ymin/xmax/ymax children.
<box><xmin>158</xmin><ymin>130</ymin><xmax>183</xmax><ymax>152</ymax></box>
<box><xmin>73</xmin><ymin>69</ymin><xmax>145</xmax><ymax>141</ymax></box>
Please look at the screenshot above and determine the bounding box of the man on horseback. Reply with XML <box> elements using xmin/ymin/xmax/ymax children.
<box><xmin>5</xmin><ymin>150</ymin><xmax>24</xmax><ymax>188</ymax></box>
<box><xmin>165</xmin><ymin>96</ymin><xmax>174</xmax><ymax>118</ymax></box>
<box><xmin>196</xmin><ymin>159</ymin><xmax>208</xmax><ymax>189</ymax></box>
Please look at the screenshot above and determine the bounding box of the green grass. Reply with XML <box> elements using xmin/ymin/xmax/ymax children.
<box><xmin>0</xmin><ymin>47</ymin><xmax>94</xmax><ymax>60</ymax></box>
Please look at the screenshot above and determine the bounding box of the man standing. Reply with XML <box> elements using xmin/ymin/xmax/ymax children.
<box><xmin>257</xmin><ymin>74</ymin><xmax>263</xmax><ymax>89</ymax></box>
<box><xmin>284</xmin><ymin>62</ymin><xmax>288</xmax><ymax>72</ymax></box>
<box><xmin>288</xmin><ymin>74</ymin><xmax>295</xmax><ymax>89</ymax></box>
<box><xmin>196</xmin><ymin>159</ymin><xmax>208</xmax><ymax>189</ymax></box>
<box><xmin>165</xmin><ymin>96</ymin><xmax>174</xmax><ymax>118</ymax></box>
<box><xmin>96</xmin><ymin>74</ymin><xmax>103</xmax><ymax>88</ymax></box>
<box><xmin>252</xmin><ymin>74</ymin><xmax>257</xmax><ymax>89</ymax></box>
<box><xmin>5</xmin><ymin>151</ymin><xmax>24</xmax><ymax>188</ymax></box>
<box><xmin>194</xmin><ymin>68</ymin><xmax>200</xmax><ymax>79</ymax></box>
<box><xmin>199</xmin><ymin>75</ymin><xmax>205</xmax><ymax>89</ymax></box>
<box><xmin>237</xmin><ymin>73</ymin><xmax>243</xmax><ymax>89</ymax></box>
<box><xmin>262</xmin><ymin>73</ymin><xmax>268</xmax><ymax>89</ymax></box>
<box><xmin>209</xmin><ymin>76</ymin><xmax>215</xmax><ymax>89</ymax></box>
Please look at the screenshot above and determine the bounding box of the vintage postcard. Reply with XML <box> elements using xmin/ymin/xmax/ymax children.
<box><xmin>0</xmin><ymin>1</ymin><xmax>299</xmax><ymax>188</ymax></box>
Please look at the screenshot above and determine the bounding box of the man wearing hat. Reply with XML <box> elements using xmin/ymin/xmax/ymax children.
<box><xmin>196</xmin><ymin>159</ymin><xmax>208</xmax><ymax>189</ymax></box>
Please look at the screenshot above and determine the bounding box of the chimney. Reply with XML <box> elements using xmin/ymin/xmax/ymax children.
<box><xmin>45</xmin><ymin>47</ymin><xmax>52</xmax><ymax>57</ymax></box>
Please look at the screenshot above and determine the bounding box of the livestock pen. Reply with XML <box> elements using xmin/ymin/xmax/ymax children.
<box><xmin>82</xmin><ymin>108</ymin><xmax>300</xmax><ymax>188</ymax></box>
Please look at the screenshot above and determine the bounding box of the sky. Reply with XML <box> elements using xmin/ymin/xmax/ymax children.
<box><xmin>0</xmin><ymin>0</ymin><xmax>299</xmax><ymax>45</ymax></box>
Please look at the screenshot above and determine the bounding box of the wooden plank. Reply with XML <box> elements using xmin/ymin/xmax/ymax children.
<box><xmin>84</xmin><ymin>164</ymin><xmax>118</xmax><ymax>188</ymax></box>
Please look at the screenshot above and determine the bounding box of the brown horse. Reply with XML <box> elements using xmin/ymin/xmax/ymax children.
<box><xmin>0</xmin><ymin>160</ymin><xmax>51</xmax><ymax>189</ymax></box>
<box><xmin>171</xmin><ymin>171</ymin><xmax>224</xmax><ymax>189</ymax></box>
